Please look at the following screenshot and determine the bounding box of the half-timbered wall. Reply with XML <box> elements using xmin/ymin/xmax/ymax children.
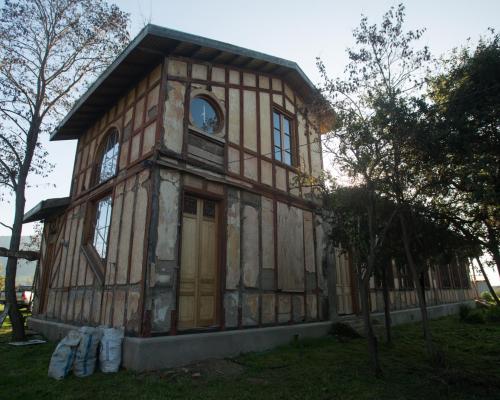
<box><xmin>38</xmin><ymin>170</ymin><xmax>151</xmax><ymax>334</ymax></box>
<box><xmin>140</xmin><ymin>56</ymin><xmax>329</xmax><ymax>334</ymax></box>
<box><xmin>333</xmin><ymin>256</ymin><xmax>474</xmax><ymax>315</ymax></box>
<box><xmin>146</xmin><ymin>170</ymin><xmax>329</xmax><ymax>334</ymax></box>
<box><xmin>36</xmin><ymin>64</ymin><xmax>164</xmax><ymax>335</ymax></box>
<box><xmin>71</xmin><ymin>63</ymin><xmax>162</xmax><ymax>199</ymax></box>
<box><xmin>161</xmin><ymin>57</ymin><xmax>324</xmax><ymax>199</ymax></box>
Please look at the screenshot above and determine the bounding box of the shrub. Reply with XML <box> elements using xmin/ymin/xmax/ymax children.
<box><xmin>459</xmin><ymin>304</ymin><xmax>470</xmax><ymax>321</ymax></box>
<box><xmin>485</xmin><ymin>306</ymin><xmax>500</xmax><ymax>323</ymax></box>
<box><xmin>463</xmin><ymin>309</ymin><xmax>486</xmax><ymax>324</ymax></box>
<box><xmin>330</xmin><ymin>322</ymin><xmax>362</xmax><ymax>339</ymax></box>
<box><xmin>481</xmin><ymin>291</ymin><xmax>494</xmax><ymax>303</ymax></box>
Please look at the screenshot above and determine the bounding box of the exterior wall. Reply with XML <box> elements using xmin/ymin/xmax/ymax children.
<box><xmin>367</xmin><ymin>260</ymin><xmax>475</xmax><ymax>314</ymax></box>
<box><xmin>334</xmin><ymin>245</ymin><xmax>475</xmax><ymax>317</ymax></box>
<box><xmin>37</xmin><ymin>170</ymin><xmax>153</xmax><ymax>334</ymax></box>
<box><xmin>71</xmin><ymin>64</ymin><xmax>162</xmax><ymax>198</ymax></box>
<box><xmin>140</xmin><ymin>56</ymin><xmax>329</xmax><ymax>334</ymax></box>
<box><xmin>34</xmin><ymin>64</ymin><xmax>164</xmax><ymax>335</ymax></box>
<box><xmin>144</xmin><ymin>171</ymin><xmax>329</xmax><ymax>335</ymax></box>
<box><xmin>160</xmin><ymin>57</ymin><xmax>324</xmax><ymax>198</ymax></box>
<box><xmin>34</xmin><ymin>54</ymin><xmax>329</xmax><ymax>337</ymax></box>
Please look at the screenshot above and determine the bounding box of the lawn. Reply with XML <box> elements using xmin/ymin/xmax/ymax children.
<box><xmin>1</xmin><ymin>307</ymin><xmax>499</xmax><ymax>400</ymax></box>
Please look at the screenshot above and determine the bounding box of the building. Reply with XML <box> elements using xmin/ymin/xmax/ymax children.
<box><xmin>25</xmin><ymin>25</ymin><xmax>474</xmax><ymax>371</ymax></box>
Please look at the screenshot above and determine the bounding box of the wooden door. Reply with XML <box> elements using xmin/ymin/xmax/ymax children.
<box><xmin>336</xmin><ymin>248</ymin><xmax>354</xmax><ymax>315</ymax></box>
<box><xmin>178</xmin><ymin>195</ymin><xmax>219</xmax><ymax>330</ymax></box>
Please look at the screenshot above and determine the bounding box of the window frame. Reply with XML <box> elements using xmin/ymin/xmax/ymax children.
<box><xmin>81</xmin><ymin>190</ymin><xmax>114</xmax><ymax>284</ymax></box>
<box><xmin>92</xmin><ymin>128</ymin><xmax>120</xmax><ymax>188</ymax></box>
<box><xmin>89</xmin><ymin>194</ymin><xmax>113</xmax><ymax>261</ymax></box>
<box><xmin>188</xmin><ymin>91</ymin><xmax>225</xmax><ymax>138</ymax></box>
<box><xmin>437</xmin><ymin>264</ymin><xmax>452</xmax><ymax>289</ymax></box>
<box><xmin>272</xmin><ymin>108</ymin><xmax>296</xmax><ymax>167</ymax></box>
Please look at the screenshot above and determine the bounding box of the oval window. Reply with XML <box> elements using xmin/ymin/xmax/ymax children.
<box><xmin>190</xmin><ymin>97</ymin><xmax>220</xmax><ymax>134</ymax></box>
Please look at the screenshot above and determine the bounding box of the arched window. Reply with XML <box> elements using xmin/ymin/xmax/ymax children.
<box><xmin>96</xmin><ymin>129</ymin><xmax>119</xmax><ymax>184</ymax></box>
<box><xmin>190</xmin><ymin>96</ymin><xmax>222</xmax><ymax>134</ymax></box>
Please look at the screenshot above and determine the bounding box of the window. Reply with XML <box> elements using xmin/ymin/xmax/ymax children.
<box><xmin>374</xmin><ymin>261</ymin><xmax>395</xmax><ymax>290</ymax></box>
<box><xmin>273</xmin><ymin>111</ymin><xmax>293</xmax><ymax>166</ymax></box>
<box><xmin>190</xmin><ymin>96</ymin><xmax>221</xmax><ymax>134</ymax></box>
<box><xmin>437</xmin><ymin>264</ymin><xmax>451</xmax><ymax>288</ymax></box>
<box><xmin>96</xmin><ymin>129</ymin><xmax>119</xmax><ymax>184</ymax></box>
<box><xmin>397</xmin><ymin>262</ymin><xmax>414</xmax><ymax>289</ymax></box>
<box><xmin>91</xmin><ymin>195</ymin><xmax>112</xmax><ymax>259</ymax></box>
<box><xmin>183</xmin><ymin>195</ymin><xmax>197</xmax><ymax>215</ymax></box>
<box><xmin>459</xmin><ymin>262</ymin><xmax>471</xmax><ymax>289</ymax></box>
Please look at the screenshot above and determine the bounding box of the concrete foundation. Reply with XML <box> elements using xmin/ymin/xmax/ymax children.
<box><xmin>123</xmin><ymin>322</ymin><xmax>332</xmax><ymax>371</ymax></box>
<box><xmin>28</xmin><ymin>317</ymin><xmax>76</xmax><ymax>341</ymax></box>
<box><xmin>371</xmin><ymin>300</ymin><xmax>475</xmax><ymax>326</ymax></box>
<box><xmin>28</xmin><ymin>300</ymin><xmax>474</xmax><ymax>372</ymax></box>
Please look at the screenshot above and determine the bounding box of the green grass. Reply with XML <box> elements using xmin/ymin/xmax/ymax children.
<box><xmin>1</xmin><ymin>308</ymin><xmax>499</xmax><ymax>400</ymax></box>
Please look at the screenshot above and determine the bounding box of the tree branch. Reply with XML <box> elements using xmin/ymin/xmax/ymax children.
<box><xmin>0</xmin><ymin>221</ymin><xmax>13</xmax><ymax>231</ymax></box>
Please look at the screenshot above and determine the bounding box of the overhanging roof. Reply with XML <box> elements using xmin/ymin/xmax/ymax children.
<box><xmin>51</xmin><ymin>24</ymin><xmax>318</xmax><ymax>141</ymax></box>
<box><xmin>23</xmin><ymin>197</ymin><xmax>70</xmax><ymax>223</ymax></box>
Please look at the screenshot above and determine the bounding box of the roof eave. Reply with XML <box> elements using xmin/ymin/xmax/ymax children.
<box><xmin>23</xmin><ymin>197</ymin><xmax>71</xmax><ymax>223</ymax></box>
<box><xmin>49</xmin><ymin>25</ymin><xmax>152</xmax><ymax>141</ymax></box>
<box><xmin>50</xmin><ymin>24</ymin><xmax>318</xmax><ymax>142</ymax></box>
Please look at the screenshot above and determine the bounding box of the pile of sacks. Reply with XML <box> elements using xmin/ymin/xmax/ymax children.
<box><xmin>48</xmin><ymin>326</ymin><xmax>124</xmax><ymax>380</ymax></box>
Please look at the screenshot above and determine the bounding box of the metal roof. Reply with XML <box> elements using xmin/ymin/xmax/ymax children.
<box><xmin>51</xmin><ymin>24</ymin><xmax>318</xmax><ymax>141</ymax></box>
<box><xmin>23</xmin><ymin>197</ymin><xmax>70</xmax><ymax>223</ymax></box>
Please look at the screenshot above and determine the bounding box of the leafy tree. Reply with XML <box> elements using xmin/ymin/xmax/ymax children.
<box><xmin>474</xmin><ymin>257</ymin><xmax>500</xmax><ymax>306</ymax></box>
<box><xmin>424</xmin><ymin>31</ymin><xmax>500</xmax><ymax>274</ymax></box>
<box><xmin>0</xmin><ymin>0</ymin><xmax>128</xmax><ymax>341</ymax></box>
<box><xmin>317</xmin><ymin>3</ymin><xmax>438</xmax><ymax>365</ymax></box>
<box><xmin>322</xmin><ymin>185</ymin><xmax>394</xmax><ymax>376</ymax></box>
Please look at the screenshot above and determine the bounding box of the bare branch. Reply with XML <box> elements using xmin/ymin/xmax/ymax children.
<box><xmin>0</xmin><ymin>221</ymin><xmax>12</xmax><ymax>231</ymax></box>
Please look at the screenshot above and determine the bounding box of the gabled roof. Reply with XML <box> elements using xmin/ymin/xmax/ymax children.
<box><xmin>51</xmin><ymin>24</ymin><xmax>318</xmax><ymax>141</ymax></box>
<box><xmin>23</xmin><ymin>197</ymin><xmax>70</xmax><ymax>223</ymax></box>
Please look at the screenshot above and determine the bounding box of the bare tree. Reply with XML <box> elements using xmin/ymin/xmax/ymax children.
<box><xmin>0</xmin><ymin>0</ymin><xmax>128</xmax><ymax>341</ymax></box>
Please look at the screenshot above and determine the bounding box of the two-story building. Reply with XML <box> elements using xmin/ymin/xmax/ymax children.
<box><xmin>25</xmin><ymin>25</ymin><xmax>474</xmax><ymax>371</ymax></box>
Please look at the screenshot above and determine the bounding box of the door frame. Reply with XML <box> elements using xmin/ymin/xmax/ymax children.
<box><xmin>175</xmin><ymin>186</ymin><xmax>226</xmax><ymax>333</ymax></box>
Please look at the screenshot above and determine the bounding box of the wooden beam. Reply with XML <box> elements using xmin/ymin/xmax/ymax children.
<box><xmin>0</xmin><ymin>247</ymin><xmax>40</xmax><ymax>261</ymax></box>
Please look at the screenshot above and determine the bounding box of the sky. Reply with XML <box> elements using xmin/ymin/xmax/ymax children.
<box><xmin>1</xmin><ymin>0</ymin><xmax>499</xmax><ymax>281</ymax></box>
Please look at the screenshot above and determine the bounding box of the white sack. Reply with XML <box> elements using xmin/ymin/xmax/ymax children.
<box><xmin>73</xmin><ymin>326</ymin><xmax>102</xmax><ymax>377</ymax></box>
<box><xmin>99</xmin><ymin>327</ymin><xmax>124</xmax><ymax>373</ymax></box>
<box><xmin>48</xmin><ymin>330</ymin><xmax>81</xmax><ymax>380</ymax></box>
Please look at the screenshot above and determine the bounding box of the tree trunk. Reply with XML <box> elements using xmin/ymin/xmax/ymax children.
<box><xmin>327</xmin><ymin>244</ymin><xmax>338</xmax><ymax>321</ymax></box>
<box><xmin>5</xmin><ymin>185</ymin><xmax>27</xmax><ymax>341</ymax></box>
<box><xmin>358</xmin><ymin>272</ymin><xmax>382</xmax><ymax>377</ymax></box>
<box><xmin>484</xmin><ymin>224</ymin><xmax>500</xmax><ymax>278</ymax></box>
<box><xmin>399</xmin><ymin>213</ymin><xmax>435</xmax><ymax>357</ymax></box>
<box><xmin>381</xmin><ymin>263</ymin><xmax>392</xmax><ymax>345</ymax></box>
<box><xmin>476</xmin><ymin>257</ymin><xmax>500</xmax><ymax>305</ymax></box>
<box><xmin>4</xmin><ymin>118</ymin><xmax>40</xmax><ymax>342</ymax></box>
<box><xmin>488</xmin><ymin>247</ymin><xmax>500</xmax><ymax>280</ymax></box>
